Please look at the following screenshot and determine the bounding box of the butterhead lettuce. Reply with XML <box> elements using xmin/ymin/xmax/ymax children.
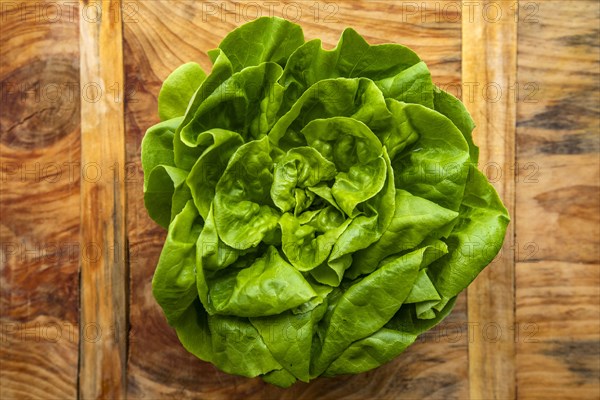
<box><xmin>142</xmin><ymin>17</ymin><xmax>509</xmax><ymax>387</ymax></box>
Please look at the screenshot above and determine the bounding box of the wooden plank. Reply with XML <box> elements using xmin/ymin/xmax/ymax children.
<box><xmin>0</xmin><ymin>1</ymin><xmax>81</xmax><ymax>398</ymax></box>
<box><xmin>78</xmin><ymin>0</ymin><xmax>127</xmax><ymax>398</ymax></box>
<box><xmin>462</xmin><ymin>1</ymin><xmax>517</xmax><ymax>398</ymax></box>
<box><xmin>516</xmin><ymin>0</ymin><xmax>600</xmax><ymax>264</ymax></box>
<box><xmin>515</xmin><ymin>1</ymin><xmax>600</xmax><ymax>398</ymax></box>
<box><xmin>516</xmin><ymin>261</ymin><xmax>600</xmax><ymax>399</ymax></box>
<box><xmin>124</xmin><ymin>1</ymin><xmax>464</xmax><ymax>398</ymax></box>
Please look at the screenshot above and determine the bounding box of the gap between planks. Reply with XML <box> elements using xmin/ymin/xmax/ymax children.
<box><xmin>78</xmin><ymin>0</ymin><xmax>128</xmax><ymax>399</ymax></box>
<box><xmin>463</xmin><ymin>1</ymin><xmax>518</xmax><ymax>399</ymax></box>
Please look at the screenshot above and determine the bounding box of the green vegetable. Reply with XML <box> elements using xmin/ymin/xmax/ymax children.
<box><xmin>142</xmin><ymin>17</ymin><xmax>509</xmax><ymax>387</ymax></box>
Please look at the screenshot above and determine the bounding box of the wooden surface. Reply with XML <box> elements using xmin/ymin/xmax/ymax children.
<box><xmin>78</xmin><ymin>0</ymin><xmax>127</xmax><ymax>398</ymax></box>
<box><xmin>515</xmin><ymin>1</ymin><xmax>600</xmax><ymax>398</ymax></box>
<box><xmin>1</xmin><ymin>1</ymin><xmax>599</xmax><ymax>399</ymax></box>
<box><xmin>462</xmin><ymin>1</ymin><xmax>517</xmax><ymax>399</ymax></box>
<box><xmin>0</xmin><ymin>2</ymin><xmax>81</xmax><ymax>398</ymax></box>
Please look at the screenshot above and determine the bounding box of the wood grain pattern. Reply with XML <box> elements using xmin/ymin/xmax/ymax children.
<box><xmin>123</xmin><ymin>1</ymin><xmax>465</xmax><ymax>399</ymax></box>
<box><xmin>0</xmin><ymin>1</ymin><xmax>81</xmax><ymax>398</ymax></box>
<box><xmin>462</xmin><ymin>1</ymin><xmax>517</xmax><ymax>399</ymax></box>
<box><xmin>516</xmin><ymin>261</ymin><xmax>599</xmax><ymax>399</ymax></box>
<box><xmin>515</xmin><ymin>1</ymin><xmax>600</xmax><ymax>398</ymax></box>
<box><xmin>2</xmin><ymin>0</ymin><xmax>599</xmax><ymax>398</ymax></box>
<box><xmin>78</xmin><ymin>0</ymin><xmax>127</xmax><ymax>398</ymax></box>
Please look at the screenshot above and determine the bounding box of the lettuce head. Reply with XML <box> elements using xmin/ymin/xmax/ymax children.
<box><xmin>141</xmin><ymin>17</ymin><xmax>509</xmax><ymax>387</ymax></box>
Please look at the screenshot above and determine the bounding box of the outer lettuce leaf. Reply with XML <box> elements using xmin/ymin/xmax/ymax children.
<box><xmin>141</xmin><ymin>117</ymin><xmax>180</xmax><ymax>189</ymax></box>
<box><xmin>207</xmin><ymin>246</ymin><xmax>317</xmax><ymax>317</ymax></box>
<box><xmin>144</xmin><ymin>165</ymin><xmax>191</xmax><ymax>229</ymax></box>
<box><xmin>428</xmin><ymin>168</ymin><xmax>510</xmax><ymax>310</ymax></box>
<box><xmin>405</xmin><ymin>269</ymin><xmax>442</xmax><ymax>304</ymax></box>
<box><xmin>186</xmin><ymin>129</ymin><xmax>244</xmax><ymax>220</ymax></box>
<box><xmin>271</xmin><ymin>78</ymin><xmax>395</xmax><ymax>151</ymax></box>
<box><xmin>262</xmin><ymin>369</ymin><xmax>298</xmax><ymax>388</ymax></box>
<box><xmin>196</xmin><ymin>204</ymin><xmax>241</xmax><ymax>275</ymax></box>
<box><xmin>152</xmin><ymin>201</ymin><xmax>202</xmax><ymax>324</ymax></box>
<box><xmin>180</xmin><ymin>62</ymin><xmax>285</xmax><ymax>145</ymax></box>
<box><xmin>174</xmin><ymin>50</ymin><xmax>234</xmax><ymax>170</ymax></box>
<box><xmin>392</xmin><ymin>101</ymin><xmax>471</xmax><ymax>213</ymax></box>
<box><xmin>218</xmin><ymin>17</ymin><xmax>304</xmax><ymax>72</ymax></box>
<box><xmin>311</xmin><ymin>243</ymin><xmax>447</xmax><ymax>376</ymax></box>
<box><xmin>141</xmin><ymin>117</ymin><xmax>183</xmax><ymax>228</ymax></box>
<box><xmin>251</xmin><ymin>302</ymin><xmax>327</xmax><ymax>382</ymax></box>
<box><xmin>158</xmin><ymin>62</ymin><xmax>206</xmax><ymax>121</ymax></box>
<box><xmin>348</xmin><ymin>189</ymin><xmax>458</xmax><ymax>278</ymax></box>
<box><xmin>324</xmin><ymin>329</ymin><xmax>417</xmax><ymax>376</ymax></box>
<box><xmin>433</xmin><ymin>85</ymin><xmax>479</xmax><ymax>162</ymax></box>
<box><xmin>174</xmin><ymin>300</ymin><xmax>214</xmax><ymax>363</ymax></box>
<box><xmin>375</xmin><ymin>61</ymin><xmax>434</xmax><ymax>108</ymax></box>
<box><xmin>324</xmin><ymin>295</ymin><xmax>458</xmax><ymax>376</ymax></box>
<box><xmin>208</xmin><ymin>314</ymin><xmax>282</xmax><ymax>377</ymax></box>
<box><xmin>281</xmin><ymin>28</ymin><xmax>431</xmax><ymax>109</ymax></box>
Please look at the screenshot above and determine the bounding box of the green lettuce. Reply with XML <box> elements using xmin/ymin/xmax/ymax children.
<box><xmin>142</xmin><ymin>17</ymin><xmax>509</xmax><ymax>387</ymax></box>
